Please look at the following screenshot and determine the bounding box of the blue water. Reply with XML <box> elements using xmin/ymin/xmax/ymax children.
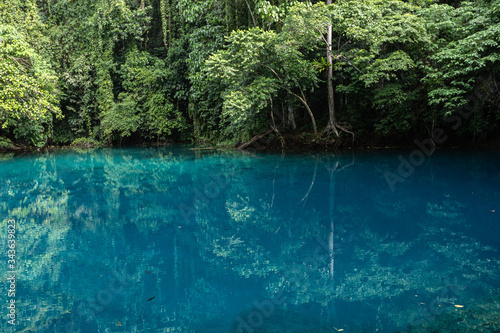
<box><xmin>0</xmin><ymin>147</ymin><xmax>499</xmax><ymax>332</ymax></box>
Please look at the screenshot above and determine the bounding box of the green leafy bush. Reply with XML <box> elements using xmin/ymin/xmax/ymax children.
<box><xmin>70</xmin><ymin>137</ymin><xmax>101</xmax><ymax>149</ymax></box>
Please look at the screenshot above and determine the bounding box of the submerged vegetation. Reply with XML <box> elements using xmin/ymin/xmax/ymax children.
<box><xmin>0</xmin><ymin>0</ymin><xmax>499</xmax><ymax>149</ymax></box>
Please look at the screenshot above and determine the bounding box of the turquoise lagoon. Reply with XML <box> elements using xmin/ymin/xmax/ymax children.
<box><xmin>0</xmin><ymin>147</ymin><xmax>499</xmax><ymax>332</ymax></box>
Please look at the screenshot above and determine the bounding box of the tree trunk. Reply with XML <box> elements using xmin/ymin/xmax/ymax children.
<box><xmin>160</xmin><ymin>0</ymin><xmax>171</xmax><ymax>49</ymax></box>
<box><xmin>325</xmin><ymin>0</ymin><xmax>339</xmax><ymax>136</ymax></box>
<box><xmin>168</xmin><ymin>0</ymin><xmax>172</xmax><ymax>47</ymax></box>
<box><xmin>292</xmin><ymin>89</ymin><xmax>317</xmax><ymax>136</ymax></box>
<box><xmin>286</xmin><ymin>105</ymin><xmax>296</xmax><ymax>130</ymax></box>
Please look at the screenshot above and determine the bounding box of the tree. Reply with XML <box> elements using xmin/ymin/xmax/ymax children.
<box><xmin>204</xmin><ymin>24</ymin><xmax>321</xmax><ymax>144</ymax></box>
<box><xmin>328</xmin><ymin>0</ymin><xmax>429</xmax><ymax>136</ymax></box>
<box><xmin>281</xmin><ymin>2</ymin><xmax>355</xmax><ymax>138</ymax></box>
<box><xmin>422</xmin><ymin>0</ymin><xmax>500</xmax><ymax>136</ymax></box>
<box><xmin>0</xmin><ymin>25</ymin><xmax>61</xmax><ymax>146</ymax></box>
<box><xmin>101</xmin><ymin>46</ymin><xmax>183</xmax><ymax>142</ymax></box>
<box><xmin>325</xmin><ymin>0</ymin><xmax>337</xmax><ymax>136</ymax></box>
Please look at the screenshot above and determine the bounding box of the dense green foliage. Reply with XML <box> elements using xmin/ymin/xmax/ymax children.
<box><xmin>0</xmin><ymin>0</ymin><xmax>499</xmax><ymax>148</ymax></box>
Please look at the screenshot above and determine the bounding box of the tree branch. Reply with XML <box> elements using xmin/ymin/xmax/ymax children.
<box><xmin>291</xmin><ymin>87</ymin><xmax>318</xmax><ymax>137</ymax></box>
<box><xmin>238</xmin><ymin>129</ymin><xmax>274</xmax><ymax>150</ymax></box>
<box><xmin>244</xmin><ymin>0</ymin><xmax>257</xmax><ymax>27</ymax></box>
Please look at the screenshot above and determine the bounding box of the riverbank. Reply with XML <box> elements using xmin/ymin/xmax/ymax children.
<box><xmin>243</xmin><ymin>131</ymin><xmax>500</xmax><ymax>152</ymax></box>
<box><xmin>2</xmin><ymin>135</ymin><xmax>500</xmax><ymax>156</ymax></box>
<box><xmin>3</xmin><ymin>123</ymin><xmax>500</xmax><ymax>155</ymax></box>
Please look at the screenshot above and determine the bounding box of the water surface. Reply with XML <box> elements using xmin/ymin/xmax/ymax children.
<box><xmin>0</xmin><ymin>147</ymin><xmax>499</xmax><ymax>332</ymax></box>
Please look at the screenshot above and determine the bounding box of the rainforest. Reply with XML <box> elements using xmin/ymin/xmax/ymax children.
<box><xmin>0</xmin><ymin>0</ymin><xmax>499</xmax><ymax>150</ymax></box>
<box><xmin>1</xmin><ymin>2</ymin><xmax>500</xmax><ymax>332</ymax></box>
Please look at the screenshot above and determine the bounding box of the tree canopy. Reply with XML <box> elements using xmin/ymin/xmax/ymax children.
<box><xmin>0</xmin><ymin>0</ymin><xmax>499</xmax><ymax>148</ymax></box>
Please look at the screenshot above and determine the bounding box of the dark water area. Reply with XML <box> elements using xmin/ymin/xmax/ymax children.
<box><xmin>0</xmin><ymin>147</ymin><xmax>499</xmax><ymax>332</ymax></box>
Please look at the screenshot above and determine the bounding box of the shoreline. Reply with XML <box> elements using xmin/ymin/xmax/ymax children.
<box><xmin>2</xmin><ymin>140</ymin><xmax>500</xmax><ymax>156</ymax></box>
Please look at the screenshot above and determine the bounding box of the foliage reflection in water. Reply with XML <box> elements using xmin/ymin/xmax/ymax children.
<box><xmin>0</xmin><ymin>147</ymin><xmax>499</xmax><ymax>332</ymax></box>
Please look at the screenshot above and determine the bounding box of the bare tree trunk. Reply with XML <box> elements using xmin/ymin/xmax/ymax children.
<box><xmin>325</xmin><ymin>0</ymin><xmax>339</xmax><ymax>136</ymax></box>
<box><xmin>287</xmin><ymin>105</ymin><xmax>296</xmax><ymax>130</ymax></box>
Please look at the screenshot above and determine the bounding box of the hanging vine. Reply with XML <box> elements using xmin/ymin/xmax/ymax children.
<box><xmin>160</xmin><ymin>0</ymin><xmax>170</xmax><ymax>49</ymax></box>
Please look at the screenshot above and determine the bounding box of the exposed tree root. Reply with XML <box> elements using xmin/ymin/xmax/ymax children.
<box><xmin>325</xmin><ymin>122</ymin><xmax>355</xmax><ymax>144</ymax></box>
